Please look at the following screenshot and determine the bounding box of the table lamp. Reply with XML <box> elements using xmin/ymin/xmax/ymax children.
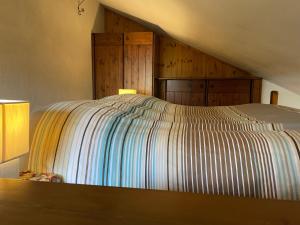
<box><xmin>0</xmin><ymin>100</ymin><xmax>29</xmax><ymax>163</ymax></box>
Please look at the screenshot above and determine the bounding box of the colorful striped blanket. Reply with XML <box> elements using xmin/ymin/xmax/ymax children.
<box><xmin>29</xmin><ymin>95</ymin><xmax>300</xmax><ymax>200</ymax></box>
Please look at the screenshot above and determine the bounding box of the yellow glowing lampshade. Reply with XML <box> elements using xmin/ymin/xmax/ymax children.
<box><xmin>118</xmin><ymin>89</ymin><xmax>137</xmax><ymax>95</ymax></box>
<box><xmin>0</xmin><ymin>100</ymin><xmax>29</xmax><ymax>163</ymax></box>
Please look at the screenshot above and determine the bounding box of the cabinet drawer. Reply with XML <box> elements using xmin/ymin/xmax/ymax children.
<box><xmin>166</xmin><ymin>80</ymin><xmax>205</xmax><ymax>105</ymax></box>
<box><xmin>167</xmin><ymin>80</ymin><xmax>205</xmax><ymax>92</ymax></box>
<box><xmin>207</xmin><ymin>79</ymin><xmax>251</xmax><ymax>106</ymax></box>
<box><xmin>166</xmin><ymin>92</ymin><xmax>205</xmax><ymax>106</ymax></box>
<box><xmin>208</xmin><ymin>80</ymin><xmax>251</xmax><ymax>93</ymax></box>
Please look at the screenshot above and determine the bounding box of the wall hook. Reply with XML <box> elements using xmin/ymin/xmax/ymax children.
<box><xmin>77</xmin><ymin>0</ymin><xmax>86</xmax><ymax>16</ymax></box>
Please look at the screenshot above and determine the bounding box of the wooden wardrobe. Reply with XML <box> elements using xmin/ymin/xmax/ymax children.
<box><xmin>92</xmin><ymin>32</ymin><xmax>157</xmax><ymax>99</ymax></box>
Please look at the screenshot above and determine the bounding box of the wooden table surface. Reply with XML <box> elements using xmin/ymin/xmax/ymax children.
<box><xmin>0</xmin><ymin>179</ymin><xmax>299</xmax><ymax>225</ymax></box>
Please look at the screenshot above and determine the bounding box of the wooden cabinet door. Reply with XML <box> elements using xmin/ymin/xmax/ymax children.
<box><xmin>93</xmin><ymin>33</ymin><xmax>123</xmax><ymax>99</ymax></box>
<box><xmin>207</xmin><ymin>79</ymin><xmax>251</xmax><ymax>106</ymax></box>
<box><xmin>124</xmin><ymin>32</ymin><xmax>154</xmax><ymax>95</ymax></box>
<box><xmin>166</xmin><ymin>80</ymin><xmax>206</xmax><ymax>105</ymax></box>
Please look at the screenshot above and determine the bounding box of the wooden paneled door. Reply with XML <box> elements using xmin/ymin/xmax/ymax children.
<box><xmin>93</xmin><ymin>33</ymin><xmax>124</xmax><ymax>99</ymax></box>
<box><xmin>124</xmin><ymin>32</ymin><xmax>155</xmax><ymax>95</ymax></box>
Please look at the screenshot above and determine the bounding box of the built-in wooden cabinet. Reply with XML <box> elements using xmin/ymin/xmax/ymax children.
<box><xmin>92</xmin><ymin>32</ymin><xmax>157</xmax><ymax>99</ymax></box>
<box><xmin>92</xmin><ymin>9</ymin><xmax>262</xmax><ymax>106</ymax></box>
<box><xmin>93</xmin><ymin>32</ymin><xmax>262</xmax><ymax>106</ymax></box>
<box><xmin>157</xmin><ymin>78</ymin><xmax>262</xmax><ymax>106</ymax></box>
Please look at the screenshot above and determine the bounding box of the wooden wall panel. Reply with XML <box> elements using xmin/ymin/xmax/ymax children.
<box><xmin>93</xmin><ymin>33</ymin><xmax>124</xmax><ymax>98</ymax></box>
<box><xmin>104</xmin><ymin>8</ymin><xmax>250</xmax><ymax>79</ymax></box>
<box><xmin>105</xmin><ymin>9</ymin><xmax>150</xmax><ymax>33</ymax></box>
<box><xmin>159</xmin><ymin>36</ymin><xmax>249</xmax><ymax>78</ymax></box>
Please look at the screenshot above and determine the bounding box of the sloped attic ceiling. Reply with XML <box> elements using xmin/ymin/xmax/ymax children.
<box><xmin>98</xmin><ymin>0</ymin><xmax>300</xmax><ymax>95</ymax></box>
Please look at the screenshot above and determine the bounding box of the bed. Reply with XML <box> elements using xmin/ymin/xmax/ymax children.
<box><xmin>28</xmin><ymin>95</ymin><xmax>300</xmax><ymax>200</ymax></box>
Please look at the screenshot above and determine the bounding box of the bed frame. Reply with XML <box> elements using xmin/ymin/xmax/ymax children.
<box><xmin>1</xmin><ymin>179</ymin><xmax>299</xmax><ymax>225</ymax></box>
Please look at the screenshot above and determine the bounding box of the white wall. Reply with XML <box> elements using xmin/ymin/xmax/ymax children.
<box><xmin>262</xmin><ymin>80</ymin><xmax>300</xmax><ymax>109</ymax></box>
<box><xmin>0</xmin><ymin>0</ymin><xmax>104</xmax><ymax>175</ymax></box>
<box><xmin>0</xmin><ymin>0</ymin><xmax>104</xmax><ymax>113</ymax></box>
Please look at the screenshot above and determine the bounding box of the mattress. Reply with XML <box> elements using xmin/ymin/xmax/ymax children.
<box><xmin>28</xmin><ymin>95</ymin><xmax>300</xmax><ymax>200</ymax></box>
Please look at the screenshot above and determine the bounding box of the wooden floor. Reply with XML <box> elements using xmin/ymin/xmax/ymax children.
<box><xmin>0</xmin><ymin>179</ymin><xmax>299</xmax><ymax>225</ymax></box>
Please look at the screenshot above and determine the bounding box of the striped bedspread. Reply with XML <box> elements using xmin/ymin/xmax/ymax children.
<box><xmin>29</xmin><ymin>95</ymin><xmax>300</xmax><ymax>200</ymax></box>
